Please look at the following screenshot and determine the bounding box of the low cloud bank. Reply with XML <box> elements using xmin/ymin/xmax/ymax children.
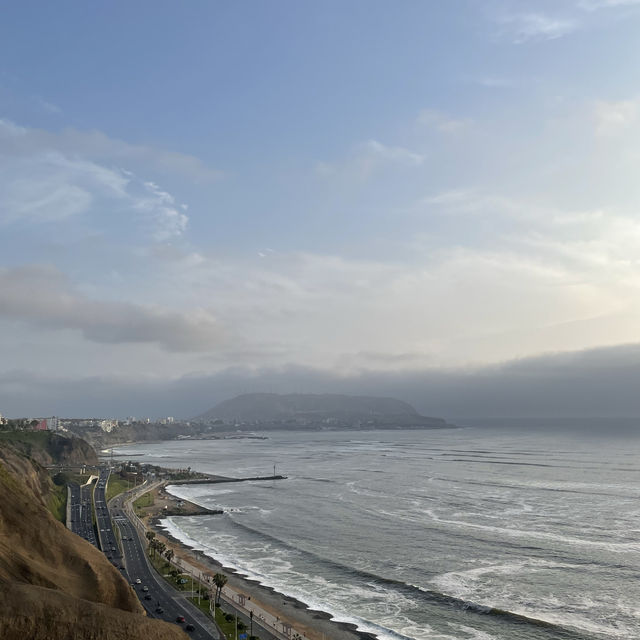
<box><xmin>4</xmin><ymin>342</ymin><xmax>640</xmax><ymax>421</ymax></box>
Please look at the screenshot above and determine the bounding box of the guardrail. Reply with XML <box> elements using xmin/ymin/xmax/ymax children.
<box><xmin>94</xmin><ymin>472</ymin><xmax>108</xmax><ymax>552</ymax></box>
<box><xmin>66</xmin><ymin>485</ymin><xmax>72</xmax><ymax>530</ymax></box>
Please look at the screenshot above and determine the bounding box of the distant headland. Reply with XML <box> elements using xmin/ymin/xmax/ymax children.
<box><xmin>193</xmin><ymin>392</ymin><xmax>454</xmax><ymax>431</ymax></box>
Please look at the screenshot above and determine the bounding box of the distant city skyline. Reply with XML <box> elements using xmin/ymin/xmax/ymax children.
<box><xmin>3</xmin><ymin>1</ymin><xmax>640</xmax><ymax>417</ymax></box>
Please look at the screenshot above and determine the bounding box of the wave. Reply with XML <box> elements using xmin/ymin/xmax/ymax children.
<box><xmin>211</xmin><ymin>518</ymin><xmax>601</xmax><ymax>640</ymax></box>
<box><xmin>433</xmin><ymin>476</ymin><xmax>640</xmax><ymax>499</ymax></box>
<box><xmin>415</xmin><ymin>508</ymin><xmax>640</xmax><ymax>554</ymax></box>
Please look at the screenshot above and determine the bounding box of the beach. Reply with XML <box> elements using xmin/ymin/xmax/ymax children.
<box><xmin>133</xmin><ymin>481</ymin><xmax>372</xmax><ymax>640</ymax></box>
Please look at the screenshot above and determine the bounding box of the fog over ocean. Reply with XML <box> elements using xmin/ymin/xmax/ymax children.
<box><xmin>116</xmin><ymin>427</ymin><xmax>640</xmax><ymax>640</ymax></box>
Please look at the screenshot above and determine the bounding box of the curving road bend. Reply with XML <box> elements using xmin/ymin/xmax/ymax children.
<box><xmin>105</xmin><ymin>470</ymin><xmax>219</xmax><ymax>640</ymax></box>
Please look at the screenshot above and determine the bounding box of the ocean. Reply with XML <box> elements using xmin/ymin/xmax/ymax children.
<box><xmin>114</xmin><ymin>427</ymin><xmax>640</xmax><ymax>640</ymax></box>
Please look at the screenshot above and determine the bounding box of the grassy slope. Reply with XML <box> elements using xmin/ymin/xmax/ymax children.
<box><xmin>133</xmin><ymin>490</ymin><xmax>153</xmax><ymax>509</ymax></box>
<box><xmin>106</xmin><ymin>474</ymin><xmax>131</xmax><ymax>501</ymax></box>
<box><xmin>47</xmin><ymin>481</ymin><xmax>67</xmax><ymax>522</ymax></box>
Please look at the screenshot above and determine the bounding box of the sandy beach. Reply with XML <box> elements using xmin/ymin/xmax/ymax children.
<box><xmin>133</xmin><ymin>482</ymin><xmax>374</xmax><ymax>640</ymax></box>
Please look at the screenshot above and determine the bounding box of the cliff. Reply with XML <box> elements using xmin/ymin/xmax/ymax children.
<box><xmin>0</xmin><ymin>442</ymin><xmax>187</xmax><ymax>640</ymax></box>
<box><xmin>0</xmin><ymin>431</ymin><xmax>99</xmax><ymax>466</ymax></box>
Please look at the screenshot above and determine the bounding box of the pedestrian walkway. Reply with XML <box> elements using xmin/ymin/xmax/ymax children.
<box><xmin>174</xmin><ymin>555</ymin><xmax>301</xmax><ymax>640</ymax></box>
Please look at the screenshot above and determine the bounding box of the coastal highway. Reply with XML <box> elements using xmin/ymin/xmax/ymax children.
<box><xmin>94</xmin><ymin>468</ymin><xmax>123</xmax><ymax>567</ymax></box>
<box><xmin>68</xmin><ymin>481</ymin><xmax>98</xmax><ymax>547</ymax></box>
<box><xmin>107</xmin><ymin>477</ymin><xmax>219</xmax><ymax>639</ymax></box>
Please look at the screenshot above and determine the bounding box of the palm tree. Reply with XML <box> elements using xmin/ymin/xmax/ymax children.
<box><xmin>150</xmin><ymin>538</ymin><xmax>163</xmax><ymax>559</ymax></box>
<box><xmin>212</xmin><ymin>572</ymin><xmax>227</xmax><ymax>605</ymax></box>
<box><xmin>164</xmin><ymin>548</ymin><xmax>174</xmax><ymax>566</ymax></box>
<box><xmin>145</xmin><ymin>530</ymin><xmax>156</xmax><ymax>543</ymax></box>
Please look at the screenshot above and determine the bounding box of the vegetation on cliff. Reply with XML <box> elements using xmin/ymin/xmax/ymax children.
<box><xmin>0</xmin><ymin>430</ymin><xmax>99</xmax><ymax>466</ymax></box>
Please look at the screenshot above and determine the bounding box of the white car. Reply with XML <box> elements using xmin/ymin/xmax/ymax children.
<box><xmin>135</xmin><ymin>578</ymin><xmax>141</xmax><ymax>584</ymax></box>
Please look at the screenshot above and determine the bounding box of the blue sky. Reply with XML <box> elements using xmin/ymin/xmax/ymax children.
<box><xmin>3</xmin><ymin>0</ymin><xmax>640</xmax><ymax>416</ymax></box>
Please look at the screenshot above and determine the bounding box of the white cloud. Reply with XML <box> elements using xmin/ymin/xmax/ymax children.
<box><xmin>417</xmin><ymin>109</ymin><xmax>471</xmax><ymax>133</ymax></box>
<box><xmin>0</xmin><ymin>118</ymin><xmax>222</xmax><ymax>183</ymax></box>
<box><xmin>470</xmin><ymin>76</ymin><xmax>516</xmax><ymax>88</ymax></box>
<box><xmin>137</xmin><ymin>201</ymin><xmax>640</xmax><ymax>373</ymax></box>
<box><xmin>496</xmin><ymin>13</ymin><xmax>578</xmax><ymax>43</ymax></box>
<box><xmin>594</xmin><ymin>98</ymin><xmax>639</xmax><ymax>135</ymax></box>
<box><xmin>317</xmin><ymin>139</ymin><xmax>424</xmax><ymax>182</ymax></box>
<box><xmin>363</xmin><ymin>140</ymin><xmax>424</xmax><ymax>166</ymax></box>
<box><xmin>578</xmin><ymin>0</ymin><xmax>640</xmax><ymax>10</ymax></box>
<box><xmin>136</xmin><ymin>181</ymin><xmax>189</xmax><ymax>241</ymax></box>
<box><xmin>0</xmin><ymin>118</ymin><xmax>190</xmax><ymax>240</ymax></box>
<box><xmin>36</xmin><ymin>97</ymin><xmax>62</xmax><ymax>114</ymax></box>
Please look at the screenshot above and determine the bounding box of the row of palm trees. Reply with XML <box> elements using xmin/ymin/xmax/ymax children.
<box><xmin>145</xmin><ymin>530</ymin><xmax>176</xmax><ymax>565</ymax></box>
<box><xmin>145</xmin><ymin>530</ymin><xmax>227</xmax><ymax>605</ymax></box>
<box><xmin>211</xmin><ymin>572</ymin><xmax>227</xmax><ymax>605</ymax></box>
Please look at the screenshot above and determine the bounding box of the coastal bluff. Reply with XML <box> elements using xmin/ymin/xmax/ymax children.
<box><xmin>0</xmin><ymin>435</ymin><xmax>188</xmax><ymax>640</ymax></box>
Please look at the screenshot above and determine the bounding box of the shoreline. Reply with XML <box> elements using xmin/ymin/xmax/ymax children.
<box><xmin>137</xmin><ymin>484</ymin><xmax>379</xmax><ymax>640</ymax></box>
<box><xmin>154</xmin><ymin>516</ymin><xmax>379</xmax><ymax>640</ymax></box>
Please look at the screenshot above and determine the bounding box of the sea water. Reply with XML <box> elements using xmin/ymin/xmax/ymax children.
<box><xmin>115</xmin><ymin>427</ymin><xmax>640</xmax><ymax>640</ymax></box>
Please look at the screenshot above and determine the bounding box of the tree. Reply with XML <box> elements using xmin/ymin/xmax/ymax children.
<box><xmin>165</xmin><ymin>548</ymin><xmax>174</xmax><ymax>566</ymax></box>
<box><xmin>212</xmin><ymin>573</ymin><xmax>227</xmax><ymax>605</ymax></box>
<box><xmin>145</xmin><ymin>531</ymin><xmax>156</xmax><ymax>543</ymax></box>
<box><xmin>149</xmin><ymin>538</ymin><xmax>163</xmax><ymax>559</ymax></box>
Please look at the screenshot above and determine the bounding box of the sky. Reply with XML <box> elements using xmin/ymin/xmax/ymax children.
<box><xmin>3</xmin><ymin>0</ymin><xmax>640</xmax><ymax>418</ymax></box>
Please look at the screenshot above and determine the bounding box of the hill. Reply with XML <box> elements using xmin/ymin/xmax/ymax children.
<box><xmin>194</xmin><ymin>393</ymin><xmax>452</xmax><ymax>430</ymax></box>
<box><xmin>0</xmin><ymin>438</ymin><xmax>187</xmax><ymax>640</ymax></box>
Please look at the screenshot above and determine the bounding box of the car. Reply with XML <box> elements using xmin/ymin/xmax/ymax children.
<box><xmin>135</xmin><ymin>578</ymin><xmax>142</xmax><ymax>584</ymax></box>
<box><xmin>142</xmin><ymin>586</ymin><xmax>149</xmax><ymax>592</ymax></box>
<box><xmin>176</xmin><ymin>616</ymin><xmax>185</xmax><ymax>623</ymax></box>
<box><xmin>155</xmin><ymin>607</ymin><xmax>164</xmax><ymax>614</ymax></box>
<box><xmin>144</xmin><ymin>594</ymin><xmax>152</xmax><ymax>600</ymax></box>
<box><xmin>186</xmin><ymin>624</ymin><xmax>195</xmax><ymax>632</ymax></box>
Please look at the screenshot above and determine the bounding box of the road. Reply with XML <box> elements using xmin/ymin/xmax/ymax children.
<box><xmin>68</xmin><ymin>481</ymin><xmax>98</xmax><ymax>547</ymax></box>
<box><xmin>107</xmin><ymin>474</ymin><xmax>220</xmax><ymax>639</ymax></box>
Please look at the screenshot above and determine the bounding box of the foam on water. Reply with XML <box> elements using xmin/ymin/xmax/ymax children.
<box><xmin>159</xmin><ymin>517</ymin><xmax>429</xmax><ymax>640</ymax></box>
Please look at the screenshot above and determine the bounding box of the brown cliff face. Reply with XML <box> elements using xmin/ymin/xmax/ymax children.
<box><xmin>0</xmin><ymin>583</ymin><xmax>189</xmax><ymax>640</ymax></box>
<box><xmin>0</xmin><ymin>431</ymin><xmax>99</xmax><ymax>467</ymax></box>
<box><xmin>0</xmin><ymin>446</ymin><xmax>187</xmax><ymax>640</ymax></box>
